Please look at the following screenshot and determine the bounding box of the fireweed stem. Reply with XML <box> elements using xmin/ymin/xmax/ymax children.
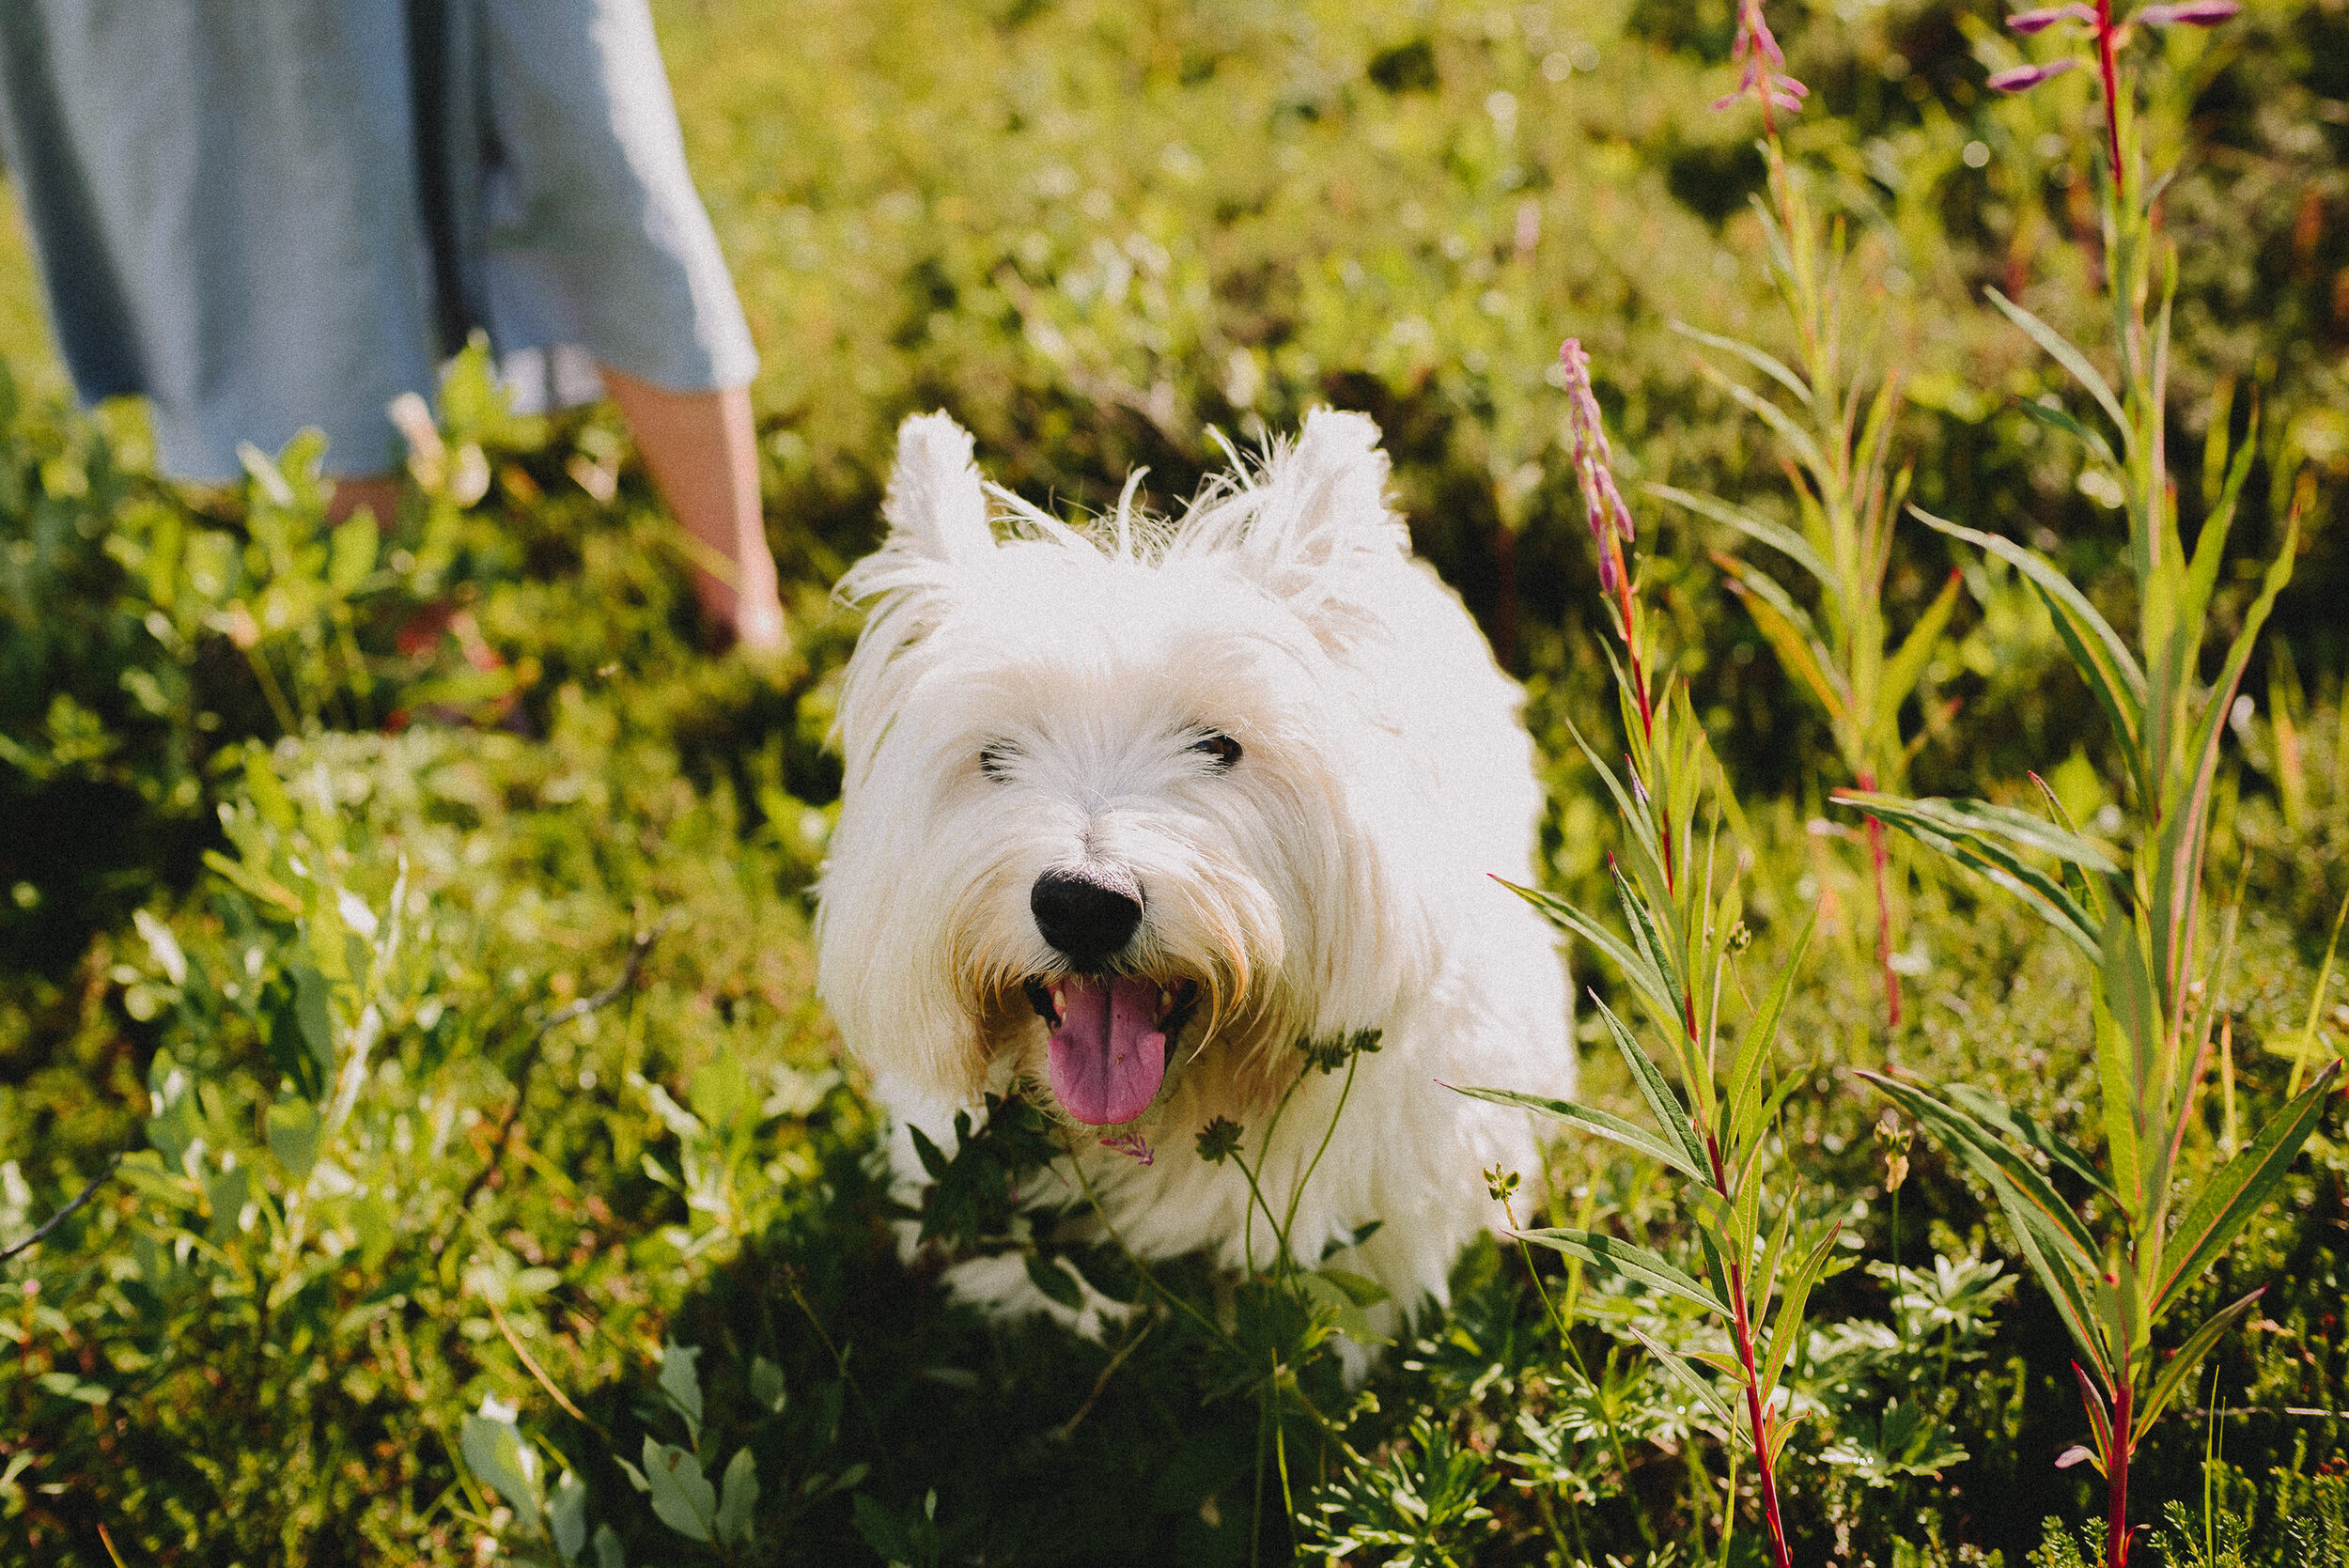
<box><xmin>1569</xmin><ymin>323</ymin><xmax>1801</xmax><ymax>1568</ymax></box>
<box><xmin>2094</xmin><ymin>0</ymin><xmax>2123</xmax><ymax>179</ymax></box>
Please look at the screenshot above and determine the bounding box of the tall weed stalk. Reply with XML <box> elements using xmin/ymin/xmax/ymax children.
<box><xmin>1655</xmin><ymin>0</ymin><xmax>1961</xmax><ymax>1030</ymax></box>
<box><xmin>1840</xmin><ymin>6</ymin><xmax>2341</xmax><ymax>1562</ymax></box>
<box><xmin>1454</xmin><ymin>339</ymin><xmax>1838</xmax><ymax>1568</ymax></box>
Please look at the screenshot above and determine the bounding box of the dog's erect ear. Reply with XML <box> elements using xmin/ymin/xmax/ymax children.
<box><xmin>1217</xmin><ymin>408</ymin><xmax>1408</xmax><ymax>599</ymax></box>
<box><xmin>883</xmin><ymin>412</ymin><xmax>995</xmax><ymax>565</ymax></box>
<box><xmin>1280</xmin><ymin>409</ymin><xmax>1394</xmax><ymax>536</ymax></box>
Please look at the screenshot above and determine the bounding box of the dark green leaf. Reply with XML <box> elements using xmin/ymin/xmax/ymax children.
<box><xmin>909</xmin><ymin>1124</ymin><xmax>950</xmax><ymax>1183</ymax></box>
<box><xmin>1514</xmin><ymin>1227</ymin><xmax>1729</xmax><ymax>1318</ymax></box>
<box><xmin>1649</xmin><ymin>483</ymin><xmax>1832</xmax><ymax>589</ymax></box>
<box><xmin>1024</xmin><ymin>1251</ymin><xmax>1083</xmax><ymax>1310</ymax></box>
<box><xmin>1857</xmin><ymin>1071</ymin><xmax>2099</xmax><ymax>1278</ymax></box>
<box><xmin>2134</xmin><ymin>1289</ymin><xmax>2263</xmax><ymax>1445</ymax></box>
<box><xmin>1835</xmin><ymin>791</ymin><xmax>2109</xmax><ymax>956</ymax></box>
<box><xmin>2153</xmin><ymin>1063</ymin><xmax>2340</xmax><ymax>1315</ymax></box>
<box><xmin>1984</xmin><ymin>287</ymin><xmax>2130</xmax><ymax>438</ymax></box>
<box><xmin>1910</xmin><ymin>508</ymin><xmax>2148</xmax><ymax>800</ymax></box>
<box><xmin>1591</xmin><ymin>997</ymin><xmax>1710</xmax><ymax>1181</ymax></box>
<box><xmin>1446</xmin><ymin>1083</ymin><xmax>1703</xmax><ymax>1180</ymax></box>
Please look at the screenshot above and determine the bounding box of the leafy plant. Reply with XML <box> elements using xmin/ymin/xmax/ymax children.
<box><xmin>1455</xmin><ymin>339</ymin><xmax>1843</xmax><ymax>1568</ymax></box>
<box><xmin>1298</xmin><ymin>1416</ymin><xmax>1496</xmax><ymax>1567</ymax></box>
<box><xmin>1654</xmin><ymin>0</ymin><xmax>1961</xmax><ymax>1030</ymax></box>
<box><xmin>1843</xmin><ymin>6</ymin><xmax>2343</xmax><ymax>1562</ymax></box>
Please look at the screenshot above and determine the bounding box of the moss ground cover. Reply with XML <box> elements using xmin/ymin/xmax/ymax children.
<box><xmin>2</xmin><ymin>1</ymin><xmax>2346</xmax><ymax>1562</ymax></box>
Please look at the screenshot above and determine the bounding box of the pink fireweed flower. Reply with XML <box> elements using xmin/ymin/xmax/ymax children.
<box><xmin>1099</xmin><ymin>1130</ymin><xmax>1153</xmax><ymax>1165</ymax></box>
<box><xmin>1710</xmin><ymin>0</ymin><xmax>1809</xmax><ymax>122</ymax></box>
<box><xmin>1558</xmin><ymin>339</ymin><xmax>1636</xmax><ymax>595</ymax></box>
<box><xmin>2007</xmin><ymin>3</ymin><xmax>2096</xmax><ymax>31</ymax></box>
<box><xmin>2135</xmin><ymin>0</ymin><xmax>2240</xmax><ymax>23</ymax></box>
<box><xmin>1988</xmin><ymin>57</ymin><xmax>2081</xmax><ymax>91</ymax></box>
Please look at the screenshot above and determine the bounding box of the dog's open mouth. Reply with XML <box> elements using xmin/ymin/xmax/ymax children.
<box><xmin>1020</xmin><ymin>976</ymin><xmax>1199</xmax><ymax>1126</ymax></box>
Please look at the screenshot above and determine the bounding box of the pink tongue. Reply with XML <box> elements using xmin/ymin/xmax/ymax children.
<box><xmin>1046</xmin><ymin>976</ymin><xmax>1167</xmax><ymax>1126</ymax></box>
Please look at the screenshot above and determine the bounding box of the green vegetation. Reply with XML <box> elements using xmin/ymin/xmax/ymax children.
<box><xmin>3</xmin><ymin>0</ymin><xmax>2345</xmax><ymax>1562</ymax></box>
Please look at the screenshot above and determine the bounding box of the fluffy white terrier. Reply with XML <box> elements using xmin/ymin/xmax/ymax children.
<box><xmin>816</xmin><ymin>408</ymin><xmax>1572</xmax><ymax>1327</ymax></box>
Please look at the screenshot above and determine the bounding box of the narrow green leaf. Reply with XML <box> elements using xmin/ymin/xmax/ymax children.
<box><xmin>1942</xmin><ymin>1083</ymin><xmax>2114</xmax><ymax>1200</ymax></box>
<box><xmin>2151</xmin><ymin>516</ymin><xmax>2296</xmax><ymax>1008</ymax></box>
<box><xmin>1909</xmin><ymin>507</ymin><xmax>2148</xmax><ymax>799</ymax></box>
<box><xmin>2008</xmin><ymin>1191</ymin><xmax>2115</xmax><ymax>1381</ymax></box>
<box><xmin>2153</xmin><ymin>1063</ymin><xmax>2341</xmax><ymax>1316</ymax></box>
<box><xmin>2015</xmin><ymin>396</ymin><xmax>2120</xmax><ymax>469</ymax></box>
<box><xmin>2073</xmin><ymin>1360</ymin><xmax>2116</xmax><ymax>1466</ymax></box>
<box><xmin>2098</xmin><ymin>908</ymin><xmax>2158</xmax><ymax>1212</ymax></box>
<box><xmin>1669</xmin><ymin>319</ymin><xmax>1816</xmax><ymax>410</ymax></box>
<box><xmin>1514</xmin><ymin>1227</ymin><xmax>1730</xmax><ymax>1318</ymax></box>
<box><xmin>1610</xmin><ymin>863</ymin><xmax>1687</xmax><ymax>1022</ymax></box>
<box><xmin>1758</xmin><ymin>1222</ymin><xmax>1842</xmax><ymax>1409</ymax></box>
<box><xmin>1648</xmin><ymin>483</ymin><xmax>1834</xmax><ymax>590</ymax></box>
<box><xmin>2133</xmin><ymin>1289</ymin><xmax>2263</xmax><ymax>1445</ymax></box>
<box><xmin>1725</xmin><ymin>910</ymin><xmax>1816</xmax><ymax>1165</ymax></box>
<box><xmin>1500</xmin><ymin>881</ymin><xmax>1681</xmax><ymax>1034</ymax></box>
<box><xmin>1720</xmin><ymin>576</ymin><xmax>1849</xmax><ymax>728</ymax></box>
<box><xmin>1833</xmin><ymin>792</ymin><xmax>2120</xmax><ymax>873</ymax></box>
<box><xmin>1561</xmin><ymin>716</ymin><xmax>1666</xmax><ymax>870</ymax></box>
<box><xmin>1835</xmin><ymin>791</ymin><xmax>2108</xmax><ymax>956</ymax></box>
<box><xmin>1591</xmin><ymin>998</ymin><xmax>1711</xmax><ymax>1183</ymax></box>
<box><xmin>2179</xmin><ymin>421</ymin><xmax>2256</xmax><ymax>636</ymax></box>
<box><xmin>2026</xmin><ymin>770</ymin><xmax>2109</xmax><ymax>931</ymax></box>
<box><xmin>1622</xmin><ymin>1322</ymin><xmax>1737</xmax><ymax>1427</ymax></box>
<box><xmin>1445</xmin><ymin>1083</ymin><xmax>1704</xmax><ymax>1181</ymax></box>
<box><xmin>1874</xmin><ymin>570</ymin><xmax>1964</xmax><ymax>747</ymax></box>
<box><xmin>1695</xmin><ymin>358</ymin><xmax>1832</xmax><ymax>478</ymax></box>
<box><xmin>1985</xmin><ymin>287</ymin><xmax>2131</xmax><ymax>440</ymax></box>
<box><xmin>2092</xmin><ymin>992</ymin><xmax>2144</xmax><ymax>1211</ymax></box>
<box><xmin>1857</xmin><ymin>1071</ymin><xmax>2101</xmax><ymax>1276</ymax></box>
<box><xmin>1750</xmin><ymin>1188</ymin><xmax>1796</xmax><ymax>1323</ymax></box>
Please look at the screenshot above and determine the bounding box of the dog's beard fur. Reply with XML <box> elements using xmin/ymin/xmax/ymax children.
<box><xmin>817</xmin><ymin>408</ymin><xmax>1573</xmax><ymax>1327</ymax></box>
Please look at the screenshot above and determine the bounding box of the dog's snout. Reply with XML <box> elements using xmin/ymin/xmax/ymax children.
<box><xmin>1031</xmin><ymin>867</ymin><xmax>1143</xmax><ymax>970</ymax></box>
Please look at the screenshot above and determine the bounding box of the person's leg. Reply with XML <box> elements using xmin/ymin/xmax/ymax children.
<box><xmin>599</xmin><ymin>367</ymin><xmax>786</xmax><ymax>652</ymax></box>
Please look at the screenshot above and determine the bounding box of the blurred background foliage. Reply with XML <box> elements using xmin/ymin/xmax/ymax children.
<box><xmin>0</xmin><ymin>0</ymin><xmax>2344</xmax><ymax>1562</ymax></box>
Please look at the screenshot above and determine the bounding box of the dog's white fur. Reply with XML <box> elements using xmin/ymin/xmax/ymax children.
<box><xmin>816</xmin><ymin>408</ymin><xmax>1572</xmax><ymax>1329</ymax></box>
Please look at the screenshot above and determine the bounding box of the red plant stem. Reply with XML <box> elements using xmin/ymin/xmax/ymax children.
<box><xmin>2093</xmin><ymin>0</ymin><xmax>2123</xmax><ymax>183</ymax></box>
<box><xmin>1731</xmin><ymin>1267</ymin><xmax>1796</xmax><ymax>1568</ymax></box>
<box><xmin>1612</xmin><ymin>538</ymin><xmax>1654</xmax><ymax>741</ymax></box>
<box><xmin>1856</xmin><ymin>769</ymin><xmax>1902</xmax><ymax>1030</ymax></box>
<box><xmin>2108</xmin><ymin>1367</ymin><xmax>2133</xmax><ymax>1566</ymax></box>
<box><xmin>1707</xmin><ymin>1136</ymin><xmax>1796</xmax><ymax>1568</ymax></box>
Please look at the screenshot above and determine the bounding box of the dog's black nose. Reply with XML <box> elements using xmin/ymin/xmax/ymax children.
<box><xmin>1032</xmin><ymin>867</ymin><xmax>1143</xmax><ymax>970</ymax></box>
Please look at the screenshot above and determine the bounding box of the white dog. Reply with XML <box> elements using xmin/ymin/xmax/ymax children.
<box><xmin>815</xmin><ymin>408</ymin><xmax>1572</xmax><ymax>1330</ymax></box>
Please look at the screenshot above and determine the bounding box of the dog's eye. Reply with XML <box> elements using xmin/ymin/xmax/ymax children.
<box><xmin>1191</xmin><ymin>731</ymin><xmax>1242</xmax><ymax>770</ymax></box>
<box><xmin>979</xmin><ymin>742</ymin><xmax>1018</xmax><ymax>781</ymax></box>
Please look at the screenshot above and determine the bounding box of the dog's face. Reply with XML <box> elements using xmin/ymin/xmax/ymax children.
<box><xmin>817</xmin><ymin>411</ymin><xmax>1431</xmax><ymax>1126</ymax></box>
